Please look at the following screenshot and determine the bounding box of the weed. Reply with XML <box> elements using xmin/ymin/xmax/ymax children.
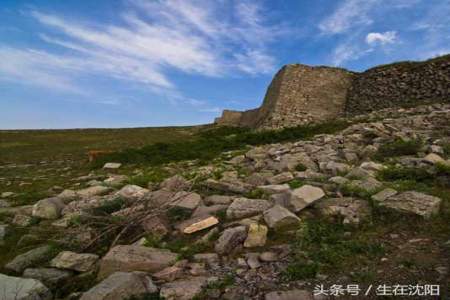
<box><xmin>167</xmin><ymin>207</ymin><xmax>192</xmax><ymax>223</ymax></box>
<box><xmin>378</xmin><ymin>166</ymin><xmax>434</xmax><ymax>182</ymax></box>
<box><xmin>91</xmin><ymin>197</ymin><xmax>126</xmax><ymax>215</ymax></box>
<box><xmin>244</xmin><ymin>188</ymin><xmax>268</xmax><ymax>199</ymax></box>
<box><xmin>288</xmin><ymin>179</ymin><xmax>303</xmax><ymax>189</ymax></box>
<box><xmin>295</xmin><ymin>163</ymin><xmax>307</xmax><ymax>172</ymax></box>
<box><xmin>436</xmin><ymin>162</ymin><xmax>450</xmax><ymax>176</ymax></box>
<box><xmin>374</xmin><ymin>138</ymin><xmax>423</xmax><ymax>161</ymax></box>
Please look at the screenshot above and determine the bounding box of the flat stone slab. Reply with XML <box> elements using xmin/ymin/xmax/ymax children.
<box><xmin>0</xmin><ymin>273</ymin><xmax>52</xmax><ymax>300</ymax></box>
<box><xmin>178</xmin><ymin>215</ymin><xmax>219</xmax><ymax>234</ymax></box>
<box><xmin>263</xmin><ymin>205</ymin><xmax>300</xmax><ymax>229</ymax></box>
<box><xmin>80</xmin><ymin>271</ymin><xmax>157</xmax><ymax>300</ymax></box>
<box><xmin>50</xmin><ymin>251</ymin><xmax>99</xmax><ymax>272</ymax></box>
<box><xmin>103</xmin><ymin>162</ymin><xmax>122</xmax><ymax>169</ymax></box>
<box><xmin>160</xmin><ymin>276</ymin><xmax>208</xmax><ymax>300</ymax></box>
<box><xmin>98</xmin><ymin>245</ymin><xmax>177</xmax><ymax>279</ymax></box>
<box><xmin>226</xmin><ymin>198</ymin><xmax>272</xmax><ymax>219</ymax></box>
<box><xmin>376</xmin><ymin>191</ymin><xmax>441</xmax><ymax>219</ymax></box>
<box><xmin>288</xmin><ymin>185</ymin><xmax>325</xmax><ymax>212</ymax></box>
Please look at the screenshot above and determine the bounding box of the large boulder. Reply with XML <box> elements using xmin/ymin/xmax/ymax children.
<box><xmin>32</xmin><ymin>197</ymin><xmax>65</xmax><ymax>219</ymax></box>
<box><xmin>23</xmin><ymin>268</ymin><xmax>72</xmax><ymax>288</ymax></box>
<box><xmin>226</xmin><ymin>198</ymin><xmax>272</xmax><ymax>219</ymax></box>
<box><xmin>0</xmin><ymin>274</ymin><xmax>52</xmax><ymax>300</ymax></box>
<box><xmin>215</xmin><ymin>226</ymin><xmax>248</xmax><ymax>254</ymax></box>
<box><xmin>160</xmin><ymin>276</ymin><xmax>208</xmax><ymax>300</ymax></box>
<box><xmin>288</xmin><ymin>185</ymin><xmax>325</xmax><ymax>212</ymax></box>
<box><xmin>376</xmin><ymin>191</ymin><xmax>441</xmax><ymax>219</ymax></box>
<box><xmin>50</xmin><ymin>251</ymin><xmax>99</xmax><ymax>272</ymax></box>
<box><xmin>80</xmin><ymin>271</ymin><xmax>157</xmax><ymax>300</ymax></box>
<box><xmin>98</xmin><ymin>245</ymin><xmax>177</xmax><ymax>279</ymax></box>
<box><xmin>263</xmin><ymin>205</ymin><xmax>300</xmax><ymax>229</ymax></box>
<box><xmin>5</xmin><ymin>245</ymin><xmax>55</xmax><ymax>274</ymax></box>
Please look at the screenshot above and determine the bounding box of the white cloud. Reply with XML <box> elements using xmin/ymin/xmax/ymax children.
<box><xmin>366</xmin><ymin>31</ymin><xmax>397</xmax><ymax>45</ymax></box>
<box><xmin>319</xmin><ymin>0</ymin><xmax>378</xmax><ymax>34</ymax></box>
<box><xmin>0</xmin><ymin>0</ymin><xmax>281</xmax><ymax>104</ymax></box>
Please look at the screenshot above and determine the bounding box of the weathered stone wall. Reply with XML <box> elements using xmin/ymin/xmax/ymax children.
<box><xmin>345</xmin><ymin>55</ymin><xmax>450</xmax><ymax>115</ymax></box>
<box><xmin>255</xmin><ymin>64</ymin><xmax>354</xmax><ymax>129</ymax></box>
<box><xmin>214</xmin><ymin>54</ymin><xmax>450</xmax><ymax>129</ymax></box>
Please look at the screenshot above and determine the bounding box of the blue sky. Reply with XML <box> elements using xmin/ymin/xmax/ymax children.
<box><xmin>0</xmin><ymin>0</ymin><xmax>449</xmax><ymax>129</ymax></box>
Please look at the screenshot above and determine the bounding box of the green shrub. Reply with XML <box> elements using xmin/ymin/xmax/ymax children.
<box><xmin>92</xmin><ymin>120</ymin><xmax>352</xmax><ymax>168</ymax></box>
<box><xmin>244</xmin><ymin>188</ymin><xmax>268</xmax><ymax>199</ymax></box>
<box><xmin>378</xmin><ymin>166</ymin><xmax>434</xmax><ymax>182</ymax></box>
<box><xmin>288</xmin><ymin>179</ymin><xmax>303</xmax><ymax>189</ymax></box>
<box><xmin>442</xmin><ymin>143</ymin><xmax>450</xmax><ymax>158</ymax></box>
<box><xmin>374</xmin><ymin>138</ymin><xmax>423</xmax><ymax>160</ymax></box>
<box><xmin>167</xmin><ymin>207</ymin><xmax>192</xmax><ymax>223</ymax></box>
<box><xmin>295</xmin><ymin>163</ymin><xmax>307</xmax><ymax>172</ymax></box>
<box><xmin>282</xmin><ymin>262</ymin><xmax>318</xmax><ymax>280</ymax></box>
<box><xmin>436</xmin><ymin>162</ymin><xmax>450</xmax><ymax>176</ymax></box>
<box><xmin>91</xmin><ymin>197</ymin><xmax>125</xmax><ymax>215</ymax></box>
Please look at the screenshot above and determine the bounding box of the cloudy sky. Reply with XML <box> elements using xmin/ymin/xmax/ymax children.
<box><xmin>0</xmin><ymin>0</ymin><xmax>449</xmax><ymax>129</ymax></box>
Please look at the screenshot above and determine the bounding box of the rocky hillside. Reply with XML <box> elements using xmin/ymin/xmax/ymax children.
<box><xmin>1</xmin><ymin>104</ymin><xmax>450</xmax><ymax>299</ymax></box>
<box><xmin>215</xmin><ymin>54</ymin><xmax>450</xmax><ymax>130</ymax></box>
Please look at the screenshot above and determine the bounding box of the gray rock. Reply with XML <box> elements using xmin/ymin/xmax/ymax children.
<box><xmin>160</xmin><ymin>175</ymin><xmax>189</xmax><ymax>192</ymax></box>
<box><xmin>103</xmin><ymin>162</ymin><xmax>122</xmax><ymax>169</ymax></box>
<box><xmin>215</xmin><ymin>226</ymin><xmax>248</xmax><ymax>254</ymax></box>
<box><xmin>226</xmin><ymin>198</ymin><xmax>272</xmax><ymax>219</ymax></box>
<box><xmin>57</xmin><ymin>189</ymin><xmax>79</xmax><ymax>203</ymax></box>
<box><xmin>265</xmin><ymin>289</ymin><xmax>313</xmax><ymax>300</ymax></box>
<box><xmin>80</xmin><ymin>271</ymin><xmax>157</xmax><ymax>300</ymax></box>
<box><xmin>258</xmin><ymin>184</ymin><xmax>290</xmax><ymax>194</ymax></box>
<box><xmin>160</xmin><ymin>276</ymin><xmax>208</xmax><ymax>300</ymax></box>
<box><xmin>192</xmin><ymin>253</ymin><xmax>219</xmax><ymax>268</ymax></box>
<box><xmin>329</xmin><ymin>176</ymin><xmax>349</xmax><ymax>185</ymax></box>
<box><xmin>268</xmin><ymin>172</ymin><xmax>294</xmax><ymax>185</ymax></box>
<box><xmin>32</xmin><ymin>197</ymin><xmax>65</xmax><ymax>219</ymax></box>
<box><xmin>0</xmin><ymin>273</ymin><xmax>52</xmax><ymax>300</ymax></box>
<box><xmin>116</xmin><ymin>185</ymin><xmax>149</xmax><ymax>201</ymax></box>
<box><xmin>23</xmin><ymin>268</ymin><xmax>72</xmax><ymax>288</ymax></box>
<box><xmin>192</xmin><ymin>204</ymin><xmax>228</xmax><ymax>218</ymax></box>
<box><xmin>259</xmin><ymin>251</ymin><xmax>278</xmax><ymax>262</ymax></box>
<box><xmin>98</xmin><ymin>245</ymin><xmax>177</xmax><ymax>279</ymax></box>
<box><xmin>347</xmin><ymin>177</ymin><xmax>383</xmax><ymax>194</ymax></box>
<box><xmin>204</xmin><ymin>195</ymin><xmax>234</xmax><ymax>205</ymax></box>
<box><xmin>12</xmin><ymin>214</ymin><xmax>34</xmax><ymax>227</ymax></box>
<box><xmin>0</xmin><ymin>224</ymin><xmax>8</xmax><ymax>245</ymax></box>
<box><xmin>170</xmin><ymin>191</ymin><xmax>202</xmax><ymax>211</ymax></box>
<box><xmin>0</xmin><ymin>199</ymin><xmax>11</xmax><ymax>208</ymax></box>
<box><xmin>103</xmin><ymin>175</ymin><xmax>128</xmax><ymax>188</ymax></box>
<box><xmin>423</xmin><ymin>153</ymin><xmax>444</xmax><ymax>164</ymax></box>
<box><xmin>205</xmin><ymin>178</ymin><xmax>252</xmax><ymax>194</ymax></box>
<box><xmin>315</xmin><ymin>197</ymin><xmax>372</xmax><ymax>224</ymax></box>
<box><xmin>288</xmin><ymin>185</ymin><xmax>325</xmax><ymax>212</ymax></box>
<box><xmin>5</xmin><ymin>245</ymin><xmax>55</xmax><ymax>274</ymax></box>
<box><xmin>77</xmin><ymin>186</ymin><xmax>111</xmax><ymax>198</ymax></box>
<box><xmin>50</xmin><ymin>251</ymin><xmax>99</xmax><ymax>272</ymax></box>
<box><xmin>244</xmin><ymin>223</ymin><xmax>268</xmax><ymax>248</ymax></box>
<box><xmin>345</xmin><ymin>167</ymin><xmax>374</xmax><ymax>179</ymax></box>
<box><xmin>371</xmin><ymin>188</ymin><xmax>398</xmax><ymax>202</ymax></box>
<box><xmin>263</xmin><ymin>205</ymin><xmax>300</xmax><ymax>229</ymax></box>
<box><xmin>376</xmin><ymin>191</ymin><xmax>441</xmax><ymax>219</ymax></box>
<box><xmin>153</xmin><ymin>266</ymin><xmax>184</xmax><ymax>282</ymax></box>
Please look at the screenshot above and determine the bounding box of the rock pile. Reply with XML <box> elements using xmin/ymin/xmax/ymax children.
<box><xmin>1</xmin><ymin>103</ymin><xmax>449</xmax><ymax>299</ymax></box>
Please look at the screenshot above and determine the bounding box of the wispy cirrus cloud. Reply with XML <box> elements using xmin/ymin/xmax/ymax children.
<box><xmin>0</xmin><ymin>0</ymin><xmax>283</xmax><ymax>103</ymax></box>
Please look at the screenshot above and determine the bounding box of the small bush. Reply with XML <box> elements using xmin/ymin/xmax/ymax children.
<box><xmin>288</xmin><ymin>179</ymin><xmax>303</xmax><ymax>189</ymax></box>
<box><xmin>282</xmin><ymin>262</ymin><xmax>318</xmax><ymax>280</ymax></box>
<box><xmin>91</xmin><ymin>197</ymin><xmax>125</xmax><ymax>215</ymax></box>
<box><xmin>378</xmin><ymin>166</ymin><xmax>434</xmax><ymax>182</ymax></box>
<box><xmin>374</xmin><ymin>138</ymin><xmax>423</xmax><ymax>160</ymax></box>
<box><xmin>295</xmin><ymin>163</ymin><xmax>307</xmax><ymax>172</ymax></box>
<box><xmin>167</xmin><ymin>207</ymin><xmax>192</xmax><ymax>223</ymax></box>
<box><xmin>436</xmin><ymin>162</ymin><xmax>450</xmax><ymax>176</ymax></box>
<box><xmin>442</xmin><ymin>143</ymin><xmax>450</xmax><ymax>158</ymax></box>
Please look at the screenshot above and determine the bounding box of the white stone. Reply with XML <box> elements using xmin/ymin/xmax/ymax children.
<box><xmin>288</xmin><ymin>185</ymin><xmax>325</xmax><ymax>212</ymax></box>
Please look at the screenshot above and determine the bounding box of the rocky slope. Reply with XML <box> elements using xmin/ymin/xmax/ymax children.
<box><xmin>1</xmin><ymin>104</ymin><xmax>450</xmax><ymax>299</ymax></box>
